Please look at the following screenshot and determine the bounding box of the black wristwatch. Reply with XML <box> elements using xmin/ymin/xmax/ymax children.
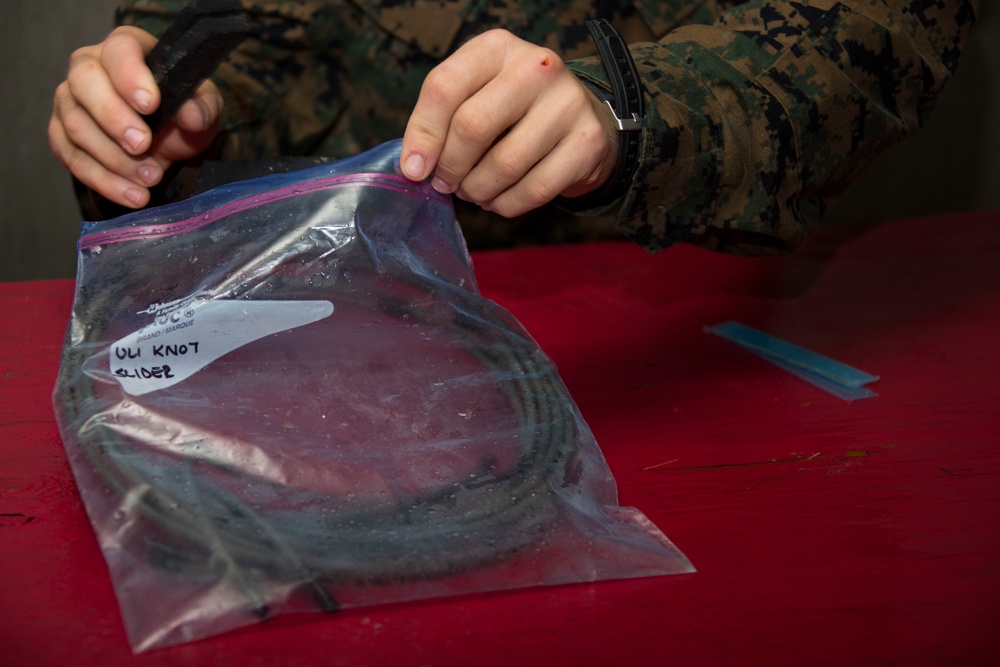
<box><xmin>562</xmin><ymin>19</ymin><xmax>644</xmax><ymax>210</ymax></box>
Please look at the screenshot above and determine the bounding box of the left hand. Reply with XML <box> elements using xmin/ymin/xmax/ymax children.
<box><xmin>400</xmin><ymin>29</ymin><xmax>618</xmax><ymax>217</ymax></box>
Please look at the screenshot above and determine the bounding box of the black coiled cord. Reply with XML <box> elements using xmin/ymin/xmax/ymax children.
<box><xmin>57</xmin><ymin>261</ymin><xmax>581</xmax><ymax>615</ymax></box>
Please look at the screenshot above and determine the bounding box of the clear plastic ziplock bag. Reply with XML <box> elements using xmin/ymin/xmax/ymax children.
<box><xmin>53</xmin><ymin>140</ymin><xmax>693</xmax><ymax>652</ymax></box>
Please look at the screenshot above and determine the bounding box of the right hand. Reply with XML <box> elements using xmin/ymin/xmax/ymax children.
<box><xmin>49</xmin><ymin>26</ymin><xmax>223</xmax><ymax>209</ymax></box>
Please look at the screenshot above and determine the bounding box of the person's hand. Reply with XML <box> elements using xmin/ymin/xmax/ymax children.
<box><xmin>401</xmin><ymin>29</ymin><xmax>618</xmax><ymax>217</ymax></box>
<box><xmin>49</xmin><ymin>26</ymin><xmax>223</xmax><ymax>209</ymax></box>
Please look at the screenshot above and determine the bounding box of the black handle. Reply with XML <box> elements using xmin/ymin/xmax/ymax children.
<box><xmin>142</xmin><ymin>0</ymin><xmax>250</xmax><ymax>134</ymax></box>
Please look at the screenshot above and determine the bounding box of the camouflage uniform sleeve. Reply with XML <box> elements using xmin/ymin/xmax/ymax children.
<box><xmin>566</xmin><ymin>0</ymin><xmax>979</xmax><ymax>255</ymax></box>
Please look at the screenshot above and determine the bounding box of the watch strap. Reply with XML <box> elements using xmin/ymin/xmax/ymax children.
<box><xmin>561</xmin><ymin>19</ymin><xmax>644</xmax><ymax>211</ymax></box>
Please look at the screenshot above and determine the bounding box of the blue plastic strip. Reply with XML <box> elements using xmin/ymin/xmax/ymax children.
<box><xmin>759</xmin><ymin>352</ymin><xmax>878</xmax><ymax>401</ymax></box>
<box><xmin>705</xmin><ymin>320</ymin><xmax>879</xmax><ymax>401</ymax></box>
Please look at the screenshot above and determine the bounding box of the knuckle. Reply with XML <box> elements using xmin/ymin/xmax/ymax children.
<box><xmin>480</xmin><ymin>28</ymin><xmax>514</xmax><ymax>50</ymax></box>
<box><xmin>536</xmin><ymin>46</ymin><xmax>563</xmax><ymax>69</ymax></box>
<box><xmin>522</xmin><ymin>45</ymin><xmax>565</xmax><ymax>81</ymax></box>
<box><xmin>94</xmin><ymin>102</ymin><xmax>121</xmax><ymax>131</ymax></box>
<box><xmin>457</xmin><ymin>181</ymin><xmax>485</xmax><ymax>203</ymax></box>
<box><xmin>421</xmin><ymin>65</ymin><xmax>463</xmax><ymax>106</ymax></box>
<box><xmin>107</xmin><ymin>25</ymin><xmax>137</xmax><ymax>43</ymax></box>
<box><xmin>67</xmin><ymin>56</ymin><xmax>101</xmax><ymax>91</ymax></box>
<box><xmin>52</xmin><ymin>81</ymin><xmax>70</xmax><ymax>111</ymax></box>
<box><xmin>68</xmin><ymin>45</ymin><xmax>97</xmax><ymax>68</ymax></box>
<box><xmin>491</xmin><ymin>147</ymin><xmax>527</xmax><ymax>181</ymax></box>
<box><xmin>63</xmin><ymin>146</ymin><xmax>91</xmax><ymax>178</ymax></box>
<box><xmin>451</xmin><ymin>106</ymin><xmax>493</xmax><ymax>145</ymax></box>
<box><xmin>491</xmin><ymin>181</ymin><xmax>553</xmax><ymax>219</ymax></box>
<box><xmin>467</xmin><ymin>173</ymin><xmax>501</xmax><ymax>202</ymax></box>
<box><xmin>578</xmin><ymin>117</ymin><xmax>609</xmax><ymax>150</ymax></box>
<box><xmin>521</xmin><ymin>180</ymin><xmax>556</xmax><ymax>209</ymax></box>
<box><xmin>60</xmin><ymin>105</ymin><xmax>88</xmax><ymax>137</ymax></box>
<box><xmin>537</xmin><ymin>45</ymin><xmax>560</xmax><ymax>60</ymax></box>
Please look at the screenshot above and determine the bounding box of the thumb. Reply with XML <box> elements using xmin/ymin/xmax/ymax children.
<box><xmin>153</xmin><ymin>80</ymin><xmax>223</xmax><ymax>163</ymax></box>
<box><xmin>174</xmin><ymin>79</ymin><xmax>223</xmax><ymax>133</ymax></box>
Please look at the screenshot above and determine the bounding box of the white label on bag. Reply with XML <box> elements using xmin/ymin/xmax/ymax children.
<box><xmin>109</xmin><ymin>299</ymin><xmax>334</xmax><ymax>396</ymax></box>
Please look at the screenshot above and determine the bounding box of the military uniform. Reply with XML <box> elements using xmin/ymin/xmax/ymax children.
<box><xmin>108</xmin><ymin>0</ymin><xmax>978</xmax><ymax>254</ymax></box>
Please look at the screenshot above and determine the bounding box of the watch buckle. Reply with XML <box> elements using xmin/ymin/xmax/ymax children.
<box><xmin>602</xmin><ymin>100</ymin><xmax>642</xmax><ymax>132</ymax></box>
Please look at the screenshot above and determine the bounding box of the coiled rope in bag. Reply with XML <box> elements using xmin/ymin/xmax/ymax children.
<box><xmin>55</xmin><ymin>149</ymin><xmax>582</xmax><ymax>615</ymax></box>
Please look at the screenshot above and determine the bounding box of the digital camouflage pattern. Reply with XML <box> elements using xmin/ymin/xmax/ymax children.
<box><xmin>110</xmin><ymin>0</ymin><xmax>978</xmax><ymax>253</ymax></box>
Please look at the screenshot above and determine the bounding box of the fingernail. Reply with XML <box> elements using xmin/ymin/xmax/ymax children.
<box><xmin>403</xmin><ymin>153</ymin><xmax>425</xmax><ymax>180</ymax></box>
<box><xmin>432</xmin><ymin>177</ymin><xmax>453</xmax><ymax>194</ymax></box>
<box><xmin>137</xmin><ymin>164</ymin><xmax>160</xmax><ymax>185</ymax></box>
<box><xmin>123</xmin><ymin>128</ymin><xmax>147</xmax><ymax>152</ymax></box>
<box><xmin>124</xmin><ymin>188</ymin><xmax>144</xmax><ymax>207</ymax></box>
<box><xmin>134</xmin><ymin>90</ymin><xmax>153</xmax><ymax>113</ymax></box>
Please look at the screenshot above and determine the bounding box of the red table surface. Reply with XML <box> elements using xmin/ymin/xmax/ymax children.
<box><xmin>2</xmin><ymin>211</ymin><xmax>999</xmax><ymax>665</ymax></box>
